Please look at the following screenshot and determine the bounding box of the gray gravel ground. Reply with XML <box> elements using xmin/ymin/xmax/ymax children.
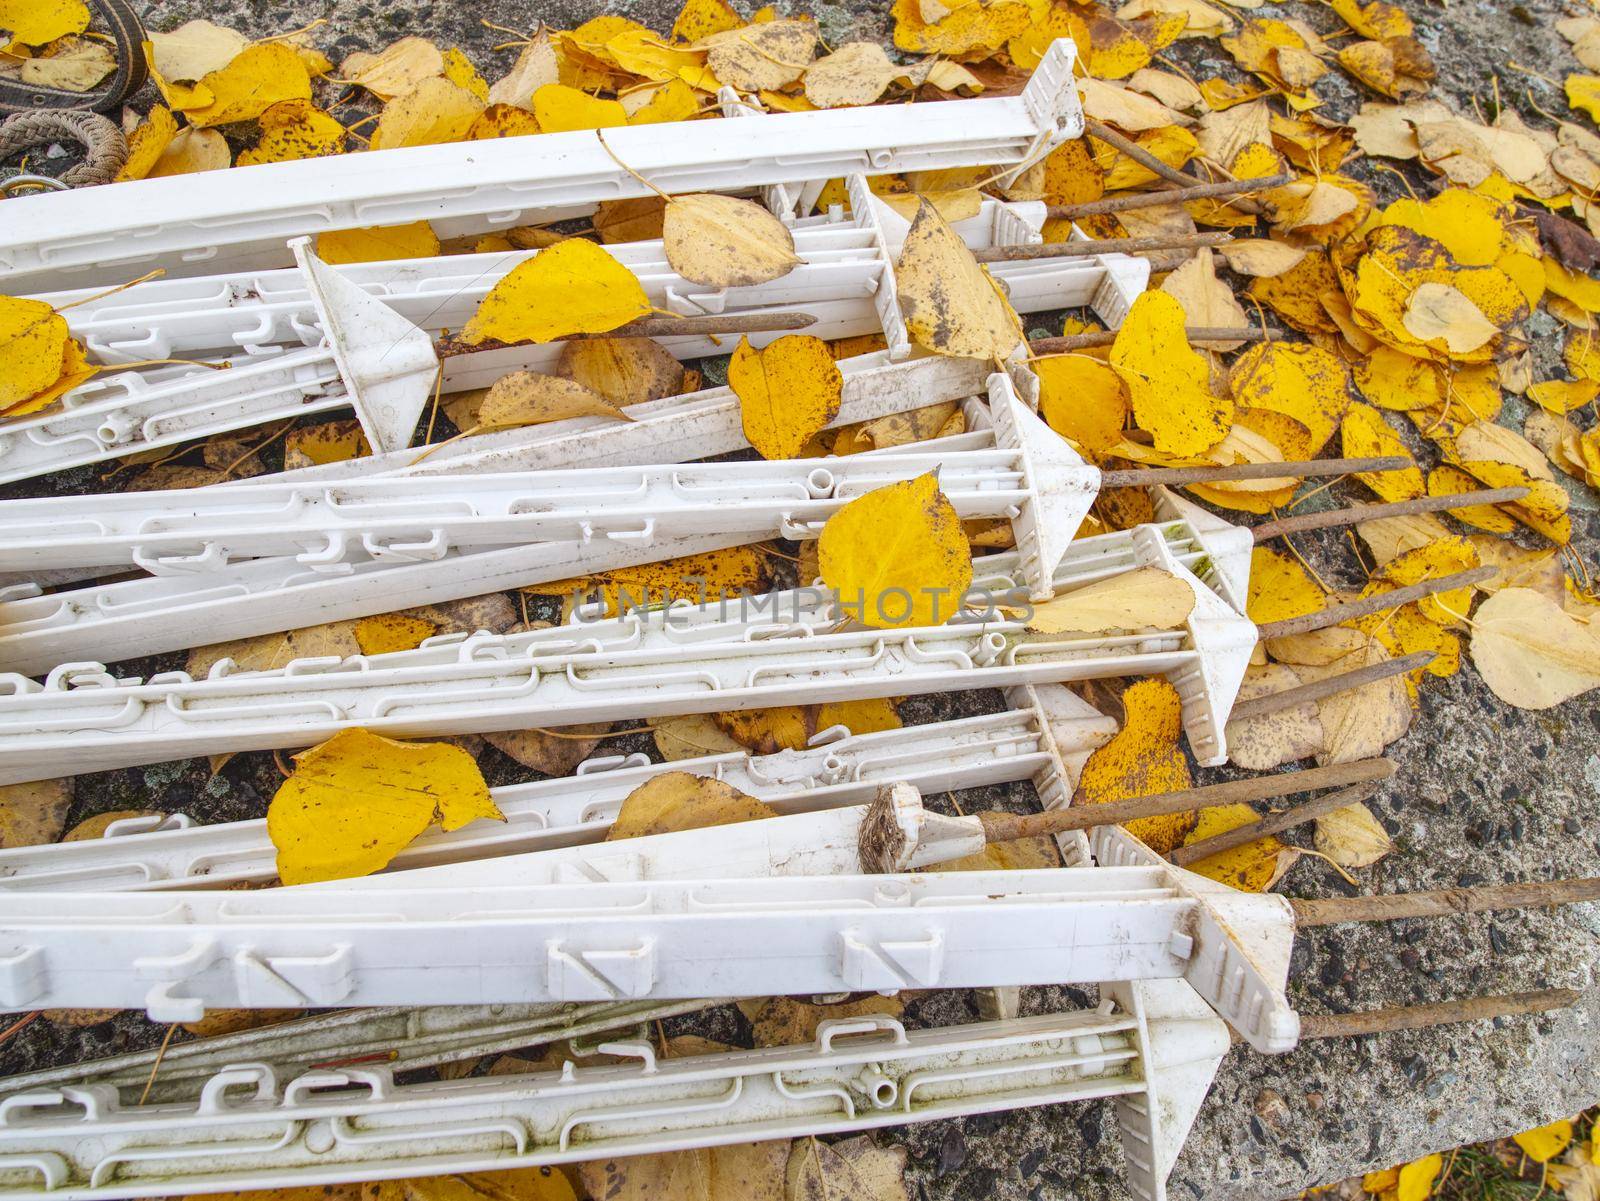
<box><xmin>1</xmin><ymin>0</ymin><xmax>1597</xmax><ymax>1197</ymax></box>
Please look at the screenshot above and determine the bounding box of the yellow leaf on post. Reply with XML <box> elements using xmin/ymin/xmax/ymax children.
<box><xmin>1340</xmin><ymin>402</ymin><xmax>1424</xmax><ymax>501</ymax></box>
<box><xmin>371</xmin><ymin>76</ymin><xmax>485</xmax><ymax>148</ymax></box>
<box><xmin>1076</xmin><ymin>678</ymin><xmax>1195</xmax><ymax>853</ymax></box>
<box><xmin>728</xmin><ymin>334</ymin><xmax>843</xmax><ymax>460</ymax></box>
<box><xmin>181</xmin><ymin>43</ymin><xmax>312</xmax><ymax>126</ymax></box>
<box><xmin>895</xmin><ymin>200</ymin><xmax>1023</xmax><ymax>361</ymax></box>
<box><xmin>477</xmin><ymin>371</ymin><xmax>633</xmax><ymax>428</ymax></box>
<box><xmin>0</xmin><ymin>297</ymin><xmax>70</xmax><ymax>410</ymax></box>
<box><xmin>532</xmin><ymin>82</ymin><xmax>627</xmax><ymax>132</ymax></box>
<box><xmin>1469</xmin><ymin>588</ymin><xmax>1600</xmax><ymax>710</ymax></box>
<box><xmin>559</xmin><ymin>337</ymin><xmax>685</xmax><ymax>408</ymax></box>
<box><xmin>1020</xmin><ymin>567</ymin><xmax>1195</xmax><ymax>633</ymax></box>
<box><xmin>238</xmin><ymin>98</ymin><xmax>347</xmax><ymax>165</ymax></box>
<box><xmin>0</xmin><ymin>0</ymin><xmax>87</xmax><ymax>45</ymax></box>
<box><xmin>316</xmin><ymin>221</ymin><xmax>440</xmax><ymax>265</ymax></box>
<box><xmin>703</xmin><ymin>19</ymin><xmax>816</xmax><ymax>91</ymax></box>
<box><xmin>460</xmin><ymin>239</ymin><xmax>651</xmax><ymax>345</ymax></box>
<box><xmin>1110</xmin><ymin>291</ymin><xmax>1232</xmax><ymax>456</ymax></box>
<box><xmin>1036</xmin><ymin>355</ymin><xmax>1129</xmax><ymax>455</ymax></box>
<box><xmin>266</xmin><ymin>729</ymin><xmax>503</xmax><ymax>884</ymax></box>
<box><xmin>662</xmin><ymin>193</ymin><xmax>800</xmax><ymax>288</ymax></box>
<box><xmin>817</xmin><ymin>472</ymin><xmax>972</xmax><ymax>629</ymax></box>
<box><xmin>605</xmin><ymin>771</ymin><xmax>777</xmax><ymax>838</ymax></box>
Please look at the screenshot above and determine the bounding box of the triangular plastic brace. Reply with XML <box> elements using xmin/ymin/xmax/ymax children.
<box><xmin>1150</xmin><ymin>487</ymin><xmax>1253</xmax><ymax>615</ymax></box>
<box><xmin>1007</xmin><ymin>38</ymin><xmax>1084</xmax><ymax>187</ymax></box>
<box><xmin>292</xmin><ymin>238</ymin><xmax>439</xmax><ymax>455</ymax></box>
<box><xmin>985</xmin><ymin>368</ymin><xmax>1101</xmax><ymax>601</ymax></box>
<box><xmin>1103</xmin><ymin>979</ymin><xmax>1229</xmax><ymax>1201</ymax></box>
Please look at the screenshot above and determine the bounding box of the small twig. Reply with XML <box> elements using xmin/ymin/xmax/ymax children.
<box><xmin>1293</xmin><ymin>877</ymin><xmax>1600</xmax><ymax>927</ymax></box>
<box><xmin>1083</xmin><ymin>118</ymin><xmax>1200</xmax><ymax>189</ymax></box>
<box><xmin>1170</xmin><ymin>781</ymin><xmax>1382</xmax><ymax>867</ymax></box>
<box><xmin>975</xmin><ymin>758</ymin><xmax>1394</xmax><ymax>844</ymax></box>
<box><xmin>1030</xmin><ymin>325</ymin><xmax>1281</xmax><ymax>353</ymax></box>
<box><xmin>972</xmin><ymin>232</ymin><xmax>1233</xmax><ymax>263</ymax></box>
<box><xmin>1295</xmin><ymin>989</ymin><xmax>1580</xmax><ymax>1040</ymax></box>
<box><xmin>138</xmin><ymin>1023</ymin><xmax>180</xmax><ymax>1106</ymax></box>
<box><xmin>1250</xmin><ymin>488</ymin><xmax>1531</xmax><ymax>542</ymax></box>
<box><xmin>1229</xmin><ymin>652</ymin><xmax>1435</xmax><ymax>722</ymax></box>
<box><xmin>1046</xmin><ymin>172</ymin><xmax>1292</xmax><ymax>220</ymax></box>
<box><xmin>437</xmin><ymin>312</ymin><xmax>817</xmax><ymax>358</ymax></box>
<box><xmin>1255</xmin><ymin>567</ymin><xmax>1499</xmax><ymax>640</ymax></box>
<box><xmin>1100</xmin><ymin>456</ymin><xmax>1410</xmax><ymax>489</ymax></box>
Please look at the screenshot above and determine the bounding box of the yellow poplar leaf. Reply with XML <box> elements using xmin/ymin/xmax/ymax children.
<box><xmin>1314</xmin><ymin>801</ymin><xmax>1393</xmax><ymax>867</ymax></box>
<box><xmin>814</xmin><ymin>697</ymin><xmax>901</xmax><ymax>736</ymax></box>
<box><xmin>1159</xmin><ymin>248</ymin><xmax>1250</xmax><ymax>348</ymax></box>
<box><xmin>559</xmin><ymin>337</ymin><xmax>685</xmax><ymax>408</ymax></box>
<box><xmin>594</xmin><ymin>197</ymin><xmax>667</xmax><ymax>243</ymax></box>
<box><xmin>653</xmin><ymin>713</ymin><xmax>746</xmax><ymax>760</ymax></box>
<box><xmin>818</xmin><ymin>472</ymin><xmax>972</xmax><ymax>629</ymax></box>
<box><xmin>1110</xmin><ymin>291</ymin><xmax>1232</xmax><ymax>456</ymax></box>
<box><xmin>1042</xmin><ymin>139</ymin><xmax>1105</xmax><ymax>208</ymax></box>
<box><xmin>1246</xmin><ymin>546</ymin><xmax>1325</xmax><ymax>626</ymax></box>
<box><xmin>316</xmin><ymin>221</ymin><xmax>440</xmax><ymax>265</ymax></box>
<box><xmin>17</xmin><ymin>36</ymin><xmax>114</xmax><ymax>92</ymax></box>
<box><xmin>1377</xmin><ymin>190</ymin><xmax>1510</xmax><ymax>266</ymax></box>
<box><xmin>803</xmin><ymin>41</ymin><xmax>897</xmax><ymax>107</ymax></box>
<box><xmin>628</xmin><ymin>78</ymin><xmax>701</xmax><ymax>125</ymax></box>
<box><xmin>1341</xmin><ymin>402</ymin><xmax>1424</xmax><ymax>501</ymax></box>
<box><xmin>895</xmin><ymin>199</ymin><xmax>1023</xmax><ymax>361</ymax></box>
<box><xmin>1226</xmin><ymin>662</ymin><xmax>1325</xmax><ymax>771</ymax></box>
<box><xmin>606</xmin><ymin>771</ymin><xmax>777</xmax><ymax>839</ymax></box>
<box><xmin>785</xmin><ymin>1135</ymin><xmax>907</xmax><ymax>1201</ymax></box>
<box><xmin>147</xmin><ymin>19</ymin><xmax>245</xmax><ymax>81</ymax></box>
<box><xmin>238</xmin><ymin>98</ymin><xmax>346</xmax><ymax>165</ymax></box>
<box><xmin>1021</xmin><ymin>567</ymin><xmax>1195</xmax><ymax>633</ymax></box>
<box><xmin>402</xmin><ymin>1167</ymin><xmax>577</xmax><ymax>1201</ymax></box>
<box><xmin>893</xmin><ymin>0</ymin><xmax>1032</xmax><ymax>56</ymax></box>
<box><xmin>1077</xmin><ymin>678</ymin><xmax>1194</xmax><ymax>853</ymax></box>
<box><xmin>1401</xmin><ymin>281</ymin><xmax>1498</xmax><ymax>354</ymax></box>
<box><xmin>1180</xmin><ymin>802</ymin><xmax>1294</xmax><ymax>892</ymax></box>
<box><xmin>1353</xmin><ymin>345</ymin><xmax>1444</xmax><ymax>412</ymax></box>
<box><xmin>371</xmin><ymin>76</ymin><xmax>485</xmax><ymax>149</ymax></box>
<box><xmin>0</xmin><ymin>779</ymin><xmax>72</xmax><ymax>849</ymax></box>
<box><xmin>486</xmin><ymin>34</ymin><xmax>559</xmax><ymax>110</ymax></box>
<box><xmin>673</xmin><ymin>0</ymin><xmax>744</xmax><ymax>42</ymax></box>
<box><xmin>267</xmin><ymin>729</ymin><xmax>503</xmax><ymax>884</ymax></box>
<box><xmin>1229</xmin><ymin>341</ymin><xmax>1353</xmax><ymax>458</ymax></box>
<box><xmin>1426</xmin><ymin>464</ymin><xmax>1518</xmax><ymax>533</ymax></box>
<box><xmin>460</xmin><ymin>239</ymin><xmax>650</xmax><ymax>345</ymax></box>
<box><xmin>441</xmin><ymin>46</ymin><xmax>488</xmax><ymax>100</ymax></box>
<box><xmin>532</xmin><ymin>82</ymin><xmax>627</xmax><ymax>132</ymax></box>
<box><xmin>1364</xmin><ymin>1167</ymin><xmax>1401</xmax><ymax>1195</ymax></box>
<box><xmin>2</xmin><ymin>0</ymin><xmax>86</xmax><ymax>43</ymax></box>
<box><xmin>549</xmin><ymin>546</ymin><xmax>769</xmax><ymax>618</ymax></box>
<box><xmin>284</xmin><ymin>420</ymin><xmax>369</xmax><ymax>469</ymax></box>
<box><xmin>342</xmin><ymin>38</ymin><xmax>445</xmax><ymax>99</ymax></box>
<box><xmin>1568</xmin><ymin>75</ymin><xmax>1600</xmax><ymax>123</ymax></box>
<box><xmin>353</xmin><ymin>613</ymin><xmax>437</xmax><ymax>656</ymax></box>
<box><xmin>1527</xmin><ymin>378</ymin><xmax>1600</xmax><ymax>414</ymax></box>
<box><xmin>1249</xmin><ymin>248</ymin><xmax>1341</xmax><ymax>334</ymax></box>
<box><xmin>1515</xmin><ymin>1121</ymin><xmax>1576</xmax><ymax>1164</ymax></box>
<box><xmin>878</xmin><ymin>188</ymin><xmax>984</xmax><ymax>225</ymax></box>
<box><xmin>728</xmin><ymin>335</ymin><xmax>842</xmax><ymax>460</ymax></box>
<box><xmin>485</xmin><ymin>722</ymin><xmax>613</xmax><ymax>776</ymax></box>
<box><xmin>139</xmin><ymin>125</ymin><xmax>229</xmax><ymax>177</ymax></box>
<box><xmin>703</xmin><ymin>19</ymin><xmax>816</xmax><ymax>91</ymax></box>
<box><xmin>602</xmin><ymin>29</ymin><xmax>705</xmax><ymax>81</ymax></box>
<box><xmin>1036</xmin><ymin>355</ymin><xmax>1129</xmax><ymax>455</ymax></box>
<box><xmin>1470</xmin><ymin>588</ymin><xmax>1600</xmax><ymax>709</ymax></box>
<box><xmin>662</xmin><ymin>193</ymin><xmax>800</xmax><ymax>288</ymax></box>
<box><xmin>1218</xmin><ymin>238</ymin><xmax>1307</xmax><ymax>277</ymax></box>
<box><xmin>181</xmin><ymin>43</ymin><xmax>311</xmax><ymax>126</ymax></box>
<box><xmin>712</xmin><ymin>707</ymin><xmax>811</xmax><ymax>753</ymax></box>
<box><xmin>477</xmin><ymin>371</ymin><xmax>633</xmax><ymax>428</ymax></box>
<box><xmin>115</xmin><ymin>105</ymin><xmax>180</xmax><ymax>180</ymax></box>
<box><xmin>1396</xmin><ymin>1154</ymin><xmax>1444</xmax><ymax>1201</ymax></box>
<box><xmin>0</xmin><ymin>297</ymin><xmax>70</xmax><ymax>411</ymax></box>
<box><xmin>466</xmin><ymin>103</ymin><xmax>542</xmax><ymax>139</ymax></box>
